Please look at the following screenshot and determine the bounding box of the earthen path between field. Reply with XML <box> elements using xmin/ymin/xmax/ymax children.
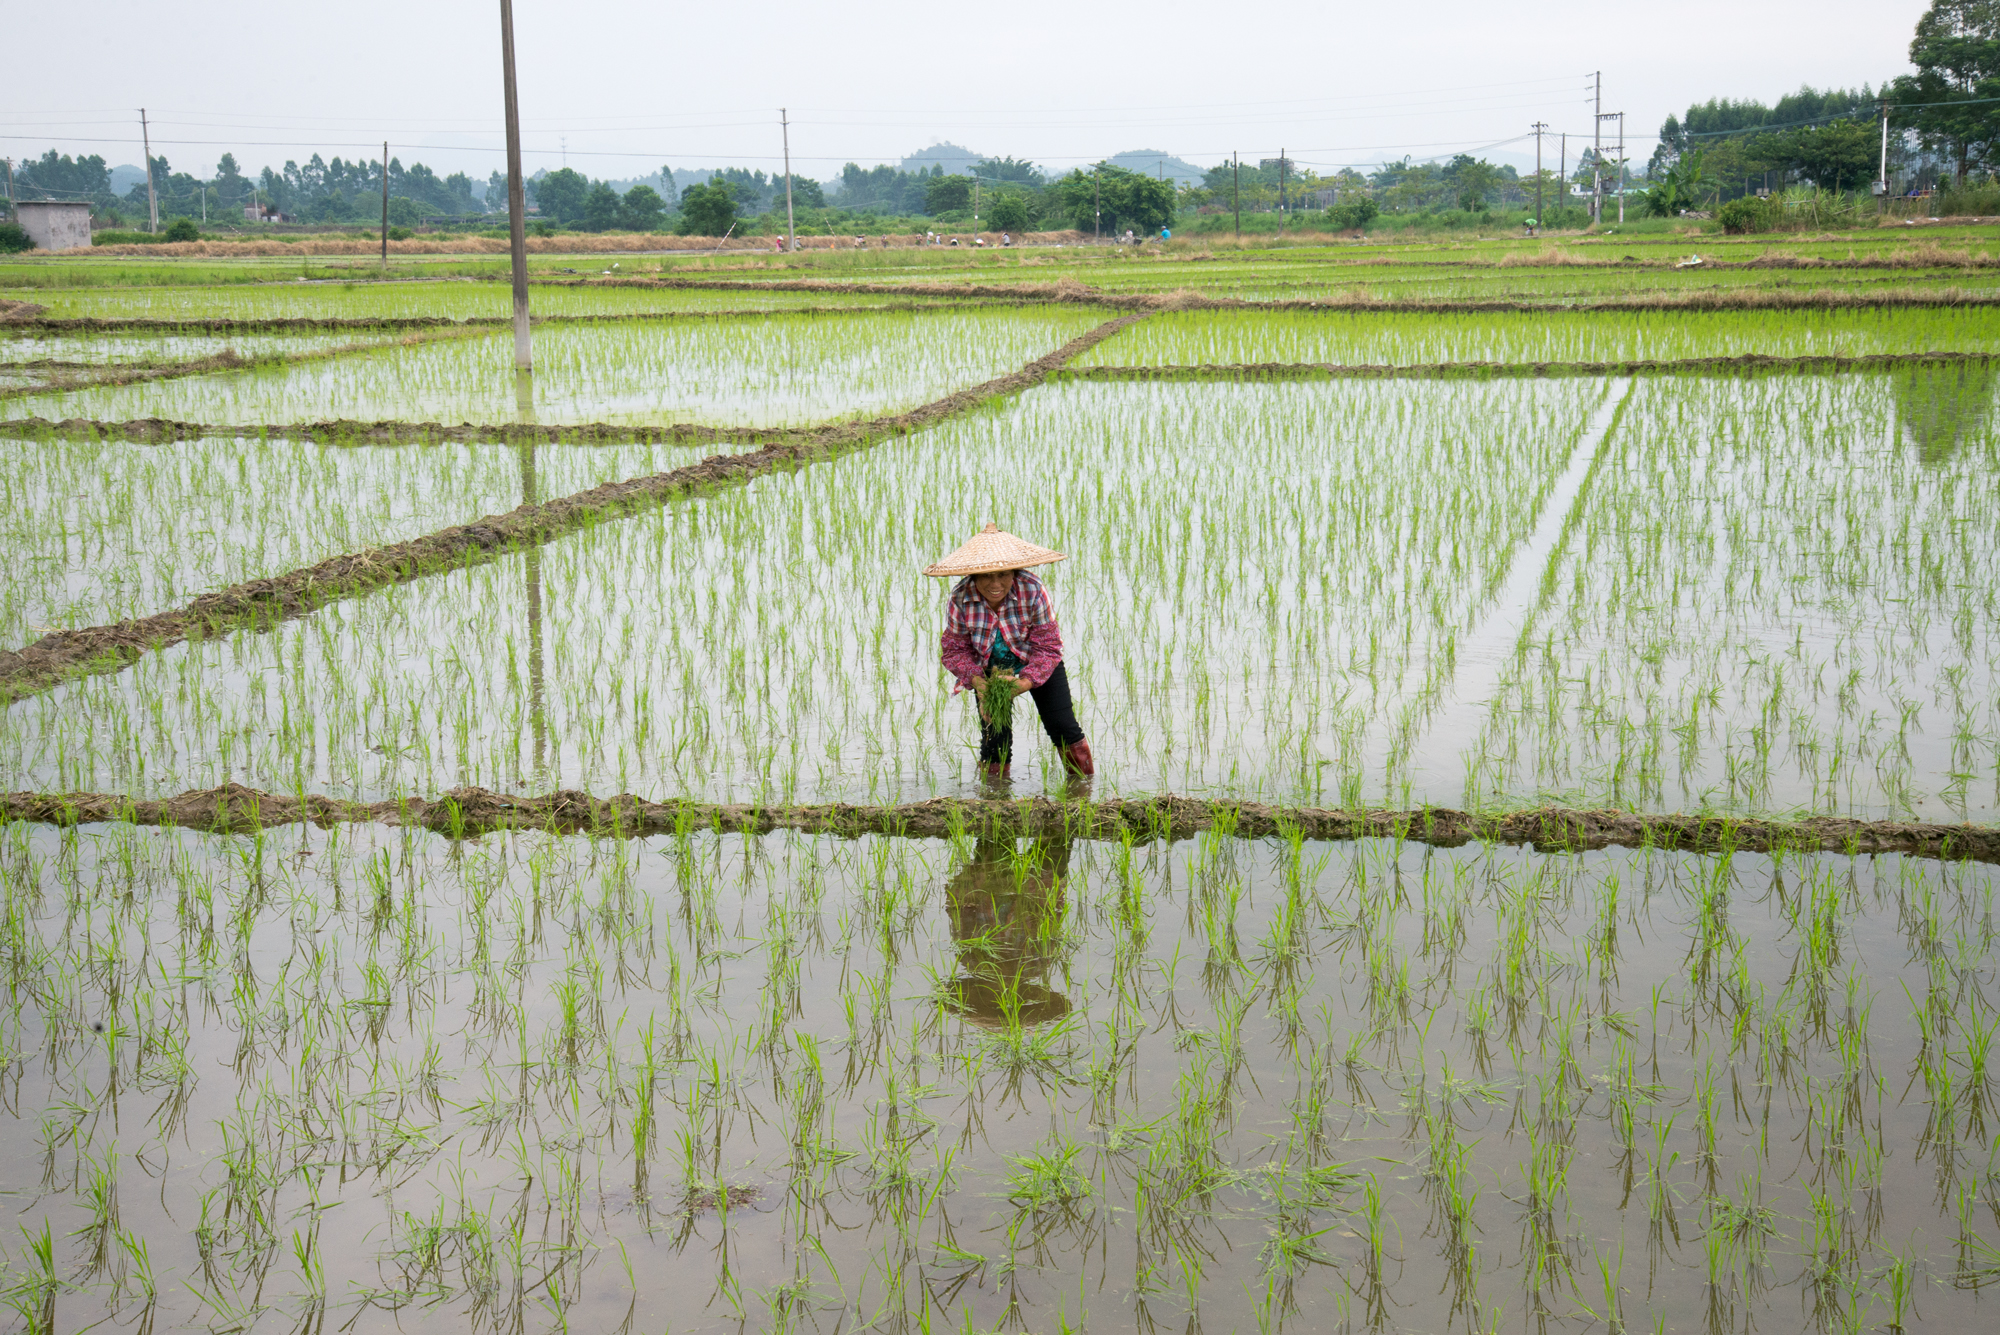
<box><xmin>0</xmin><ymin>310</ymin><xmax>1152</xmax><ymax>706</ymax></box>
<box><xmin>1</xmin><ymin>782</ymin><xmax>1993</xmax><ymax>865</ymax></box>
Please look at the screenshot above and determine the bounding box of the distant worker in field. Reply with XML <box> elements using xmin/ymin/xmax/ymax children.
<box><xmin>928</xmin><ymin>524</ymin><xmax>1094</xmax><ymax>783</ymax></box>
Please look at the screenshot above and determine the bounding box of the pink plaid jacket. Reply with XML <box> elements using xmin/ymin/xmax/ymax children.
<box><xmin>939</xmin><ymin>570</ymin><xmax>1065</xmax><ymax>691</ymax></box>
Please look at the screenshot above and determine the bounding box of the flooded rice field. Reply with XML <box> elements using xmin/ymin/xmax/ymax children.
<box><xmin>1073</xmin><ymin>306</ymin><xmax>2000</xmax><ymax>368</ymax></box>
<box><xmin>3</xmin><ymin>265</ymin><xmax>1998</xmax><ymax>1335</ymax></box>
<box><xmin>7</xmin><ymin>372</ymin><xmax>1992</xmax><ymax>823</ymax></box>
<box><xmin>0</xmin><ymin>279</ymin><xmax>964</xmax><ymax>323</ymax></box>
<box><xmin>0</xmin><ymin>308</ymin><xmax>1105</xmax><ymax>429</ymax></box>
<box><xmin>0</xmin><ymin>434</ymin><xmax>732</xmax><ymax>649</ymax></box>
<box><xmin>2</xmin><ymin>817</ymin><xmax>1996</xmax><ymax>1333</ymax></box>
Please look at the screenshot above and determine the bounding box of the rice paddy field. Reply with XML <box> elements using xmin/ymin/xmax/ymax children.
<box><xmin>2</xmin><ymin>227</ymin><xmax>1998</xmax><ymax>1335</ymax></box>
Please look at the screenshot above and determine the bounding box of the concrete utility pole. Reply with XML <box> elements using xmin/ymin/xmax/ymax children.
<box><xmin>1614</xmin><ymin>113</ymin><xmax>1625</xmax><ymax>224</ymax></box>
<box><xmin>1532</xmin><ymin>122</ymin><xmax>1547</xmax><ymax>229</ymax></box>
<box><xmin>1595</xmin><ymin>105</ymin><xmax>1623</xmax><ymax>224</ymax></box>
<box><xmin>498</xmin><ymin>0</ymin><xmax>531</xmax><ymax>371</ymax></box>
<box><xmin>140</xmin><ymin>108</ymin><xmax>159</xmax><ymax>233</ymax></box>
<box><xmin>1878</xmin><ymin>97</ymin><xmax>1890</xmax><ymax>213</ymax></box>
<box><xmin>780</xmin><ymin>108</ymin><xmax>796</xmax><ymax>253</ymax></box>
<box><xmin>1233</xmin><ymin>152</ymin><xmax>1241</xmax><ymax>242</ymax></box>
<box><xmin>1278</xmin><ymin>147</ymin><xmax>1287</xmax><ymax>236</ymax></box>
<box><xmin>380</xmin><ymin>142</ymin><xmax>390</xmax><ymax>267</ymax></box>
<box><xmin>1093</xmin><ymin>167</ymin><xmax>1100</xmax><ymax>241</ymax></box>
<box><xmin>2</xmin><ymin>158</ymin><xmax>13</xmax><ymax>219</ymax></box>
<box><xmin>1591</xmin><ymin>71</ymin><xmax>1602</xmax><ymax>224</ymax></box>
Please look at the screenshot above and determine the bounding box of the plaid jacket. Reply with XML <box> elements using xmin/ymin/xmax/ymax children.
<box><xmin>940</xmin><ymin>570</ymin><xmax>1065</xmax><ymax>691</ymax></box>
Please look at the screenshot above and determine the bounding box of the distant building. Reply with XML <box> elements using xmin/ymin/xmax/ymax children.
<box><xmin>244</xmin><ymin>204</ymin><xmax>290</xmax><ymax>223</ymax></box>
<box><xmin>15</xmin><ymin>200</ymin><xmax>92</xmax><ymax>252</ymax></box>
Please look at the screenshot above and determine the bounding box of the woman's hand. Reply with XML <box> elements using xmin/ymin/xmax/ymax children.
<box><xmin>1010</xmin><ymin>677</ymin><xmax>1033</xmax><ymax>698</ymax></box>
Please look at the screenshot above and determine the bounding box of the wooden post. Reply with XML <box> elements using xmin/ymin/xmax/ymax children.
<box><xmin>1233</xmin><ymin>152</ymin><xmax>1240</xmax><ymax>242</ymax></box>
<box><xmin>499</xmin><ymin>0</ymin><xmax>531</xmax><ymax>371</ymax></box>
<box><xmin>380</xmin><ymin>141</ymin><xmax>390</xmax><ymax>267</ymax></box>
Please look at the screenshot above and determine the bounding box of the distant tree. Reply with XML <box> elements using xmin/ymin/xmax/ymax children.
<box><xmin>15</xmin><ymin>150</ymin><xmax>111</xmax><ymax>204</ymax></box>
<box><xmin>986</xmin><ymin>191</ymin><xmax>1032</xmax><ymax>231</ymax></box>
<box><xmin>1444</xmin><ymin>154</ymin><xmax>1500</xmax><ymax>210</ymax></box>
<box><xmin>677</xmin><ymin>181</ymin><xmax>737</xmax><ymax>236</ymax></box>
<box><xmin>387</xmin><ymin>196</ymin><xmax>421</xmax><ymax>227</ymax></box>
<box><xmin>619</xmin><ymin>184</ymin><xmax>667</xmax><ymax>231</ymax></box>
<box><xmin>1891</xmin><ymin>0</ymin><xmax>2000</xmax><ymax>183</ymax></box>
<box><xmin>925</xmin><ymin>174</ymin><xmax>972</xmax><ymax>214</ymax></box>
<box><xmin>1643</xmin><ymin>149</ymin><xmax>1712</xmax><ymax>216</ymax></box>
<box><xmin>1327</xmin><ymin>196</ymin><xmax>1379</xmax><ymax>230</ymax></box>
<box><xmin>975</xmin><ymin>156</ymin><xmax>1045</xmax><ymax>187</ymax></box>
<box><xmin>1046</xmin><ymin>165</ymin><xmax>1177</xmax><ymax>233</ymax></box>
<box><xmin>582</xmin><ymin>182</ymin><xmax>622</xmax><ymax>231</ymax></box>
<box><xmin>779</xmin><ymin>177</ymin><xmax>826</xmax><ymax>209</ymax></box>
<box><xmin>1759</xmin><ymin>121</ymin><xmax>1881</xmax><ymax>190</ymax></box>
<box><xmin>535</xmin><ymin>168</ymin><xmax>589</xmax><ymax>224</ymax></box>
<box><xmin>162</xmin><ymin>217</ymin><xmax>199</xmax><ymax>242</ymax></box>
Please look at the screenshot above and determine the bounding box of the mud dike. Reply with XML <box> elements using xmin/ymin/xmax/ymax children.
<box><xmin>2</xmin><ymin>782</ymin><xmax>1992</xmax><ymax>864</ymax></box>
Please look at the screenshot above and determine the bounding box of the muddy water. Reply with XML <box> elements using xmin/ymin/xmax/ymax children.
<box><xmin>2</xmin><ymin>819</ymin><xmax>1994</xmax><ymax>1333</ymax></box>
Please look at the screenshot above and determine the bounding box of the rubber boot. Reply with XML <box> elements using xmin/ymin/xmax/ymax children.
<box><xmin>1060</xmin><ymin>739</ymin><xmax>1096</xmax><ymax>778</ymax></box>
<box><xmin>980</xmin><ymin>760</ymin><xmax>1012</xmax><ymax>784</ymax></box>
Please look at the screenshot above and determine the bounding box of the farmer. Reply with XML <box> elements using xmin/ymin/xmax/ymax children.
<box><xmin>927</xmin><ymin>523</ymin><xmax>1094</xmax><ymax>782</ymax></box>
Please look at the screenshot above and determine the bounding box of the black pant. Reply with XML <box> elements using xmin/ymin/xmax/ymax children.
<box><xmin>979</xmin><ymin>661</ymin><xmax>1085</xmax><ymax>764</ymax></box>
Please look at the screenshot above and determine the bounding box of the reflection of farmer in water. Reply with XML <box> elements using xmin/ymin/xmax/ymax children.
<box><xmin>944</xmin><ymin>837</ymin><xmax>1073</xmax><ymax>1027</ymax></box>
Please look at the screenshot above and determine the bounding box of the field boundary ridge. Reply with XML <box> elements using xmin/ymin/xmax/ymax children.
<box><xmin>2</xmin><ymin>783</ymin><xmax>1992</xmax><ymax>864</ymax></box>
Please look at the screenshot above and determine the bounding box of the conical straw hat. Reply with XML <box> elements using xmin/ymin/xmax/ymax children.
<box><xmin>923</xmin><ymin>523</ymin><xmax>1066</xmax><ymax>578</ymax></box>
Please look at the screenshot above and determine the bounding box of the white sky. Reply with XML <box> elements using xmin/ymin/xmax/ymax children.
<box><xmin>2</xmin><ymin>0</ymin><xmax>1928</xmax><ymax>183</ymax></box>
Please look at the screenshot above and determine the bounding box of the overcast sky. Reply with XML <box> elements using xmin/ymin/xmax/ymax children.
<box><xmin>3</xmin><ymin>0</ymin><xmax>1930</xmax><ymax>183</ymax></box>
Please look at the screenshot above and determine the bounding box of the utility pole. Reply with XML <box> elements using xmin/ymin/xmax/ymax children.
<box><xmin>1093</xmin><ymin>166</ymin><xmax>1100</xmax><ymax>242</ymax></box>
<box><xmin>2</xmin><ymin>158</ymin><xmax>12</xmax><ymax>220</ymax></box>
<box><xmin>498</xmin><ymin>0</ymin><xmax>531</xmax><ymax>371</ymax></box>
<box><xmin>1591</xmin><ymin>71</ymin><xmax>1602</xmax><ymax>224</ymax></box>
<box><xmin>1615</xmin><ymin>113</ymin><xmax>1625</xmax><ymax>224</ymax></box>
<box><xmin>1560</xmin><ymin>132</ymin><xmax>1566</xmax><ymax>213</ymax></box>
<box><xmin>140</xmin><ymin>108</ymin><xmax>159</xmax><ymax>233</ymax></box>
<box><xmin>1872</xmin><ymin>96</ymin><xmax>1888</xmax><ymax>212</ymax></box>
<box><xmin>1595</xmin><ymin>105</ymin><xmax>1622</xmax><ymax>225</ymax></box>
<box><xmin>780</xmin><ymin>108</ymin><xmax>796</xmax><ymax>253</ymax></box>
<box><xmin>380</xmin><ymin>142</ymin><xmax>390</xmax><ymax>267</ymax></box>
<box><xmin>1531</xmin><ymin>122</ymin><xmax>1547</xmax><ymax>230</ymax></box>
<box><xmin>1278</xmin><ymin>147</ymin><xmax>1287</xmax><ymax>237</ymax></box>
<box><xmin>1233</xmin><ymin>152</ymin><xmax>1240</xmax><ymax>242</ymax></box>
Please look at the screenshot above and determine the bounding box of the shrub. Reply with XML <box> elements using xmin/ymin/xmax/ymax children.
<box><xmin>162</xmin><ymin>217</ymin><xmax>200</xmax><ymax>242</ymax></box>
<box><xmin>387</xmin><ymin>226</ymin><xmax>414</xmax><ymax>241</ymax></box>
<box><xmin>1716</xmin><ymin>197</ymin><xmax>1773</xmax><ymax>234</ymax></box>
<box><xmin>1328</xmin><ymin>197</ymin><xmax>1379</xmax><ymax>231</ymax></box>
<box><xmin>986</xmin><ymin>192</ymin><xmax>1032</xmax><ymax>232</ymax></box>
<box><xmin>0</xmin><ymin>221</ymin><xmax>31</xmax><ymax>253</ymax></box>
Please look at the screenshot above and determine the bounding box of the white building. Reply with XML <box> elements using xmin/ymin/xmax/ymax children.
<box><xmin>15</xmin><ymin>201</ymin><xmax>93</xmax><ymax>252</ymax></box>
